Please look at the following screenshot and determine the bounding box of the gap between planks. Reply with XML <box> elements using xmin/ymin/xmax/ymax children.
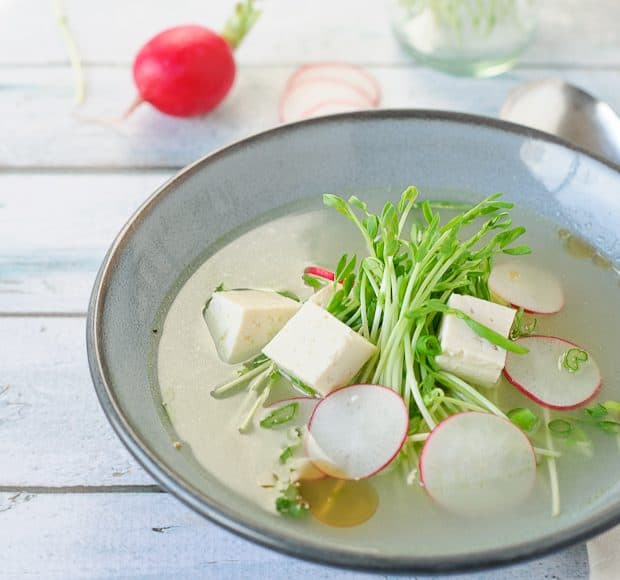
<box><xmin>0</xmin><ymin>166</ymin><xmax>184</xmax><ymax>174</ymax></box>
<box><xmin>0</xmin><ymin>312</ymin><xmax>86</xmax><ymax>318</ymax></box>
<box><xmin>0</xmin><ymin>485</ymin><xmax>162</xmax><ymax>494</ymax></box>
<box><xmin>1</xmin><ymin>61</ymin><xmax>620</xmax><ymax>70</ymax></box>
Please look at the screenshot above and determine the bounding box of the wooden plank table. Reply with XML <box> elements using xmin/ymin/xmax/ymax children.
<box><xmin>2</xmin><ymin>1</ymin><xmax>618</xmax><ymax>577</ymax></box>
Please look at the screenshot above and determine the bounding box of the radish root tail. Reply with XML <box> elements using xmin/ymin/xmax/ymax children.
<box><xmin>121</xmin><ymin>95</ymin><xmax>145</xmax><ymax>120</ymax></box>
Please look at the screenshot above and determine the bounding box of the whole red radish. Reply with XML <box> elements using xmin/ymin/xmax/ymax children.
<box><xmin>131</xmin><ymin>0</ymin><xmax>259</xmax><ymax>118</ymax></box>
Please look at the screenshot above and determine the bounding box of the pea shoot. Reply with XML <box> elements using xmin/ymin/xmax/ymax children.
<box><xmin>323</xmin><ymin>190</ymin><xmax>529</xmax><ymax>429</ymax></box>
<box><xmin>203</xmin><ymin>186</ymin><xmax>610</xmax><ymax>525</ymax></box>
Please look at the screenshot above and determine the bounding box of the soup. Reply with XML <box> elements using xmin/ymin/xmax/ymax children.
<box><xmin>156</xmin><ymin>188</ymin><xmax>620</xmax><ymax>536</ymax></box>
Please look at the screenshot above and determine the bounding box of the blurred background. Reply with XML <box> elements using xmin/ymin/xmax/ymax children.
<box><xmin>1</xmin><ymin>1</ymin><xmax>619</xmax><ymax>578</ymax></box>
<box><xmin>0</xmin><ymin>0</ymin><xmax>618</xmax><ymax>169</ymax></box>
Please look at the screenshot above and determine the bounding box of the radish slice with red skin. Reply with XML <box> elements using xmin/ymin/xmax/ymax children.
<box><xmin>279</xmin><ymin>79</ymin><xmax>372</xmax><ymax>123</ymax></box>
<box><xmin>489</xmin><ymin>262</ymin><xmax>564</xmax><ymax>314</ymax></box>
<box><xmin>291</xmin><ymin>78</ymin><xmax>371</xmax><ymax>103</ymax></box>
<box><xmin>304</xmin><ymin>429</ymin><xmax>349</xmax><ymax>478</ymax></box>
<box><xmin>419</xmin><ymin>412</ymin><xmax>536</xmax><ymax>515</ymax></box>
<box><xmin>287</xmin><ymin>63</ymin><xmax>381</xmax><ymax>106</ymax></box>
<box><xmin>306</xmin><ymin>384</ymin><xmax>408</xmax><ymax>480</ymax></box>
<box><xmin>304</xmin><ymin>266</ymin><xmax>335</xmax><ymax>281</ymax></box>
<box><xmin>504</xmin><ymin>336</ymin><xmax>601</xmax><ymax>409</ymax></box>
<box><xmin>289</xmin><ymin>454</ymin><xmax>325</xmax><ymax>482</ymax></box>
<box><xmin>300</xmin><ymin>100</ymin><xmax>369</xmax><ymax>119</ymax></box>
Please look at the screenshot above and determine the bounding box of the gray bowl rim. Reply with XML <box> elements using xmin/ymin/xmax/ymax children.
<box><xmin>87</xmin><ymin>109</ymin><xmax>620</xmax><ymax>574</ymax></box>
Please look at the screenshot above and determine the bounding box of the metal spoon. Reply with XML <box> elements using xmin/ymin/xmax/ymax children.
<box><xmin>500</xmin><ymin>79</ymin><xmax>620</xmax><ymax>165</ymax></box>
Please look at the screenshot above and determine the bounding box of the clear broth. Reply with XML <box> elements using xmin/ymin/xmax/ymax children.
<box><xmin>157</xmin><ymin>193</ymin><xmax>620</xmax><ymax>545</ymax></box>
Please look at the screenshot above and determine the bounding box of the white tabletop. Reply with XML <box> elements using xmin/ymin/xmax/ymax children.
<box><xmin>2</xmin><ymin>1</ymin><xmax>618</xmax><ymax>577</ymax></box>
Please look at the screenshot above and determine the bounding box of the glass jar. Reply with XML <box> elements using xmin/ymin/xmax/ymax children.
<box><xmin>390</xmin><ymin>0</ymin><xmax>538</xmax><ymax>77</ymax></box>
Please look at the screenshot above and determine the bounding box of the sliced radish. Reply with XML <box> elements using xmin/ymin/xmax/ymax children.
<box><xmin>289</xmin><ymin>454</ymin><xmax>325</xmax><ymax>482</ymax></box>
<box><xmin>286</xmin><ymin>430</ymin><xmax>327</xmax><ymax>482</ymax></box>
<box><xmin>489</xmin><ymin>262</ymin><xmax>564</xmax><ymax>314</ymax></box>
<box><xmin>304</xmin><ymin>266</ymin><xmax>335</xmax><ymax>281</ymax></box>
<box><xmin>304</xmin><ymin>429</ymin><xmax>346</xmax><ymax>477</ymax></box>
<box><xmin>279</xmin><ymin>79</ymin><xmax>372</xmax><ymax>124</ymax></box>
<box><xmin>306</xmin><ymin>384</ymin><xmax>408</xmax><ymax>480</ymax></box>
<box><xmin>504</xmin><ymin>336</ymin><xmax>601</xmax><ymax>409</ymax></box>
<box><xmin>301</xmin><ymin>100</ymin><xmax>368</xmax><ymax>119</ymax></box>
<box><xmin>287</xmin><ymin>63</ymin><xmax>381</xmax><ymax>106</ymax></box>
<box><xmin>420</xmin><ymin>412</ymin><xmax>536</xmax><ymax>515</ymax></box>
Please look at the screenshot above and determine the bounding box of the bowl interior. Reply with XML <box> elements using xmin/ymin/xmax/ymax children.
<box><xmin>88</xmin><ymin>111</ymin><xmax>620</xmax><ymax>573</ymax></box>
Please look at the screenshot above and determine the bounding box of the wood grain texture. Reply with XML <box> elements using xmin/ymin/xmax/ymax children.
<box><xmin>0</xmin><ymin>317</ymin><xmax>153</xmax><ymax>486</ymax></box>
<box><xmin>0</xmin><ymin>315</ymin><xmax>589</xmax><ymax>577</ymax></box>
<box><xmin>2</xmin><ymin>65</ymin><xmax>620</xmax><ymax>169</ymax></box>
<box><xmin>0</xmin><ymin>0</ymin><xmax>618</xmax><ymax>67</ymax></box>
<box><xmin>2</xmin><ymin>0</ymin><xmax>613</xmax><ymax>575</ymax></box>
<box><xmin>0</xmin><ymin>491</ymin><xmax>588</xmax><ymax>579</ymax></box>
<box><xmin>0</xmin><ymin>171</ymin><xmax>171</xmax><ymax>313</ymax></box>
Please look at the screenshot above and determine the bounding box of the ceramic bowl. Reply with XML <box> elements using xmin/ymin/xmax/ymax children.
<box><xmin>87</xmin><ymin>110</ymin><xmax>620</xmax><ymax>574</ymax></box>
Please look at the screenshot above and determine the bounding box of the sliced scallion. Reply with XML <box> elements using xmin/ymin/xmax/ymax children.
<box><xmin>260</xmin><ymin>402</ymin><xmax>299</xmax><ymax>429</ymax></box>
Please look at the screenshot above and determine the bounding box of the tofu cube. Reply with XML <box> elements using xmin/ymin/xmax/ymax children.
<box><xmin>262</xmin><ymin>302</ymin><xmax>376</xmax><ymax>396</ymax></box>
<box><xmin>204</xmin><ymin>290</ymin><xmax>301</xmax><ymax>364</ymax></box>
<box><xmin>435</xmin><ymin>293</ymin><xmax>516</xmax><ymax>388</ymax></box>
<box><xmin>307</xmin><ymin>283</ymin><xmax>339</xmax><ymax>308</ymax></box>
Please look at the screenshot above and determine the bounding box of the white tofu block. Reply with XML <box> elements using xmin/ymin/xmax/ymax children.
<box><xmin>204</xmin><ymin>290</ymin><xmax>301</xmax><ymax>364</ymax></box>
<box><xmin>262</xmin><ymin>302</ymin><xmax>376</xmax><ymax>396</ymax></box>
<box><xmin>307</xmin><ymin>283</ymin><xmax>339</xmax><ymax>308</ymax></box>
<box><xmin>435</xmin><ymin>293</ymin><xmax>516</xmax><ymax>388</ymax></box>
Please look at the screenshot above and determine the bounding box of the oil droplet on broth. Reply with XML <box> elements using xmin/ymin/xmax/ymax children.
<box><xmin>299</xmin><ymin>477</ymin><xmax>379</xmax><ymax>528</ymax></box>
<box><xmin>558</xmin><ymin>229</ymin><xmax>614</xmax><ymax>270</ymax></box>
<box><xmin>565</xmin><ymin>235</ymin><xmax>596</xmax><ymax>259</ymax></box>
<box><xmin>592</xmin><ymin>253</ymin><xmax>613</xmax><ymax>271</ymax></box>
<box><xmin>558</xmin><ymin>228</ymin><xmax>571</xmax><ymax>241</ymax></box>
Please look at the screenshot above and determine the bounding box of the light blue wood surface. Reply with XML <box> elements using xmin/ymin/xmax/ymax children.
<box><xmin>0</xmin><ymin>491</ymin><xmax>588</xmax><ymax>579</ymax></box>
<box><xmin>3</xmin><ymin>0</ymin><xmax>619</xmax><ymax>577</ymax></box>
<box><xmin>2</xmin><ymin>66</ymin><xmax>619</xmax><ymax>168</ymax></box>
